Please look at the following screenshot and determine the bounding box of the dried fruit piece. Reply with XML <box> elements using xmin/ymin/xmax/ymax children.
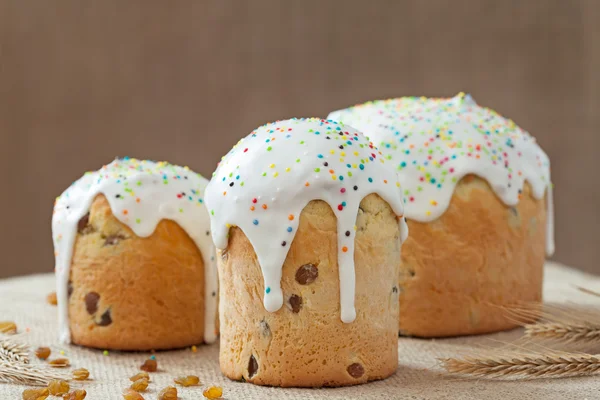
<box><xmin>48</xmin><ymin>379</ymin><xmax>70</xmax><ymax>395</ymax></box>
<box><xmin>62</xmin><ymin>389</ymin><xmax>87</xmax><ymax>400</ymax></box>
<box><xmin>122</xmin><ymin>389</ymin><xmax>144</xmax><ymax>400</ymax></box>
<box><xmin>220</xmin><ymin>249</ymin><xmax>228</xmax><ymax>261</ymax></box>
<box><xmin>0</xmin><ymin>321</ymin><xmax>17</xmax><ymax>334</ymax></box>
<box><xmin>77</xmin><ymin>213</ymin><xmax>91</xmax><ymax>233</ymax></box>
<box><xmin>97</xmin><ymin>309</ymin><xmax>112</xmax><ymax>326</ymax></box>
<box><xmin>84</xmin><ymin>292</ymin><xmax>100</xmax><ymax>314</ymax></box>
<box><xmin>67</xmin><ymin>281</ymin><xmax>74</xmax><ymax>298</ymax></box>
<box><xmin>157</xmin><ymin>386</ymin><xmax>177</xmax><ymax>400</ymax></box>
<box><xmin>203</xmin><ymin>386</ymin><xmax>223</xmax><ymax>399</ymax></box>
<box><xmin>47</xmin><ymin>292</ymin><xmax>58</xmax><ymax>305</ymax></box>
<box><xmin>72</xmin><ymin>368</ymin><xmax>90</xmax><ymax>380</ymax></box>
<box><xmin>248</xmin><ymin>355</ymin><xmax>258</xmax><ymax>378</ymax></box>
<box><xmin>22</xmin><ymin>387</ymin><xmax>49</xmax><ymax>400</ymax></box>
<box><xmin>140</xmin><ymin>358</ymin><xmax>157</xmax><ymax>372</ymax></box>
<box><xmin>48</xmin><ymin>358</ymin><xmax>70</xmax><ymax>367</ymax></box>
<box><xmin>35</xmin><ymin>347</ymin><xmax>51</xmax><ymax>360</ymax></box>
<box><xmin>347</xmin><ymin>362</ymin><xmax>365</xmax><ymax>378</ymax></box>
<box><xmin>288</xmin><ymin>294</ymin><xmax>302</xmax><ymax>313</ymax></box>
<box><xmin>104</xmin><ymin>234</ymin><xmax>125</xmax><ymax>246</ymax></box>
<box><xmin>130</xmin><ymin>377</ymin><xmax>149</xmax><ymax>392</ymax></box>
<box><xmin>295</xmin><ymin>264</ymin><xmax>318</xmax><ymax>285</ymax></box>
<box><xmin>129</xmin><ymin>371</ymin><xmax>150</xmax><ymax>382</ymax></box>
<box><xmin>174</xmin><ymin>375</ymin><xmax>199</xmax><ymax>387</ymax></box>
<box><xmin>259</xmin><ymin>319</ymin><xmax>271</xmax><ymax>337</ymax></box>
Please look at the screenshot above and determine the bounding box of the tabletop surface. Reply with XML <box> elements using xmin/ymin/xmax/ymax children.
<box><xmin>0</xmin><ymin>261</ymin><xmax>599</xmax><ymax>400</ymax></box>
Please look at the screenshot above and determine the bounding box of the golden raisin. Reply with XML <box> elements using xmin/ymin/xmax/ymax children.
<box><xmin>130</xmin><ymin>377</ymin><xmax>149</xmax><ymax>392</ymax></box>
<box><xmin>35</xmin><ymin>347</ymin><xmax>51</xmax><ymax>360</ymax></box>
<box><xmin>47</xmin><ymin>292</ymin><xmax>58</xmax><ymax>305</ymax></box>
<box><xmin>140</xmin><ymin>358</ymin><xmax>157</xmax><ymax>372</ymax></box>
<box><xmin>174</xmin><ymin>375</ymin><xmax>200</xmax><ymax>387</ymax></box>
<box><xmin>129</xmin><ymin>371</ymin><xmax>150</xmax><ymax>382</ymax></box>
<box><xmin>0</xmin><ymin>321</ymin><xmax>17</xmax><ymax>334</ymax></box>
<box><xmin>203</xmin><ymin>386</ymin><xmax>223</xmax><ymax>399</ymax></box>
<box><xmin>62</xmin><ymin>389</ymin><xmax>87</xmax><ymax>400</ymax></box>
<box><xmin>48</xmin><ymin>379</ymin><xmax>70</xmax><ymax>395</ymax></box>
<box><xmin>22</xmin><ymin>388</ymin><xmax>49</xmax><ymax>400</ymax></box>
<box><xmin>72</xmin><ymin>368</ymin><xmax>90</xmax><ymax>380</ymax></box>
<box><xmin>122</xmin><ymin>389</ymin><xmax>145</xmax><ymax>400</ymax></box>
<box><xmin>48</xmin><ymin>358</ymin><xmax>70</xmax><ymax>367</ymax></box>
<box><xmin>157</xmin><ymin>386</ymin><xmax>177</xmax><ymax>400</ymax></box>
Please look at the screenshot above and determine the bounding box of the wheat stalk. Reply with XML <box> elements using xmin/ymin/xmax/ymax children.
<box><xmin>0</xmin><ymin>360</ymin><xmax>69</xmax><ymax>386</ymax></box>
<box><xmin>576</xmin><ymin>286</ymin><xmax>600</xmax><ymax>298</ymax></box>
<box><xmin>441</xmin><ymin>351</ymin><xmax>600</xmax><ymax>379</ymax></box>
<box><xmin>0</xmin><ymin>337</ymin><xmax>29</xmax><ymax>364</ymax></box>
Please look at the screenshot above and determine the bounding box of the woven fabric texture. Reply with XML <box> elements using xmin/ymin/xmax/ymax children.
<box><xmin>0</xmin><ymin>261</ymin><xmax>599</xmax><ymax>399</ymax></box>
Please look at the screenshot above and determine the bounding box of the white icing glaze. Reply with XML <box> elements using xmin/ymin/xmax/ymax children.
<box><xmin>52</xmin><ymin>158</ymin><xmax>218</xmax><ymax>344</ymax></box>
<box><xmin>205</xmin><ymin>118</ymin><xmax>407</xmax><ymax>323</ymax></box>
<box><xmin>328</xmin><ymin>93</ymin><xmax>554</xmax><ymax>256</ymax></box>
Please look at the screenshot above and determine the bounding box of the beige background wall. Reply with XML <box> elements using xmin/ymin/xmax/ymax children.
<box><xmin>0</xmin><ymin>0</ymin><xmax>598</xmax><ymax>278</ymax></box>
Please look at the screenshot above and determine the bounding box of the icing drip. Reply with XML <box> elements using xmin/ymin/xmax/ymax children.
<box><xmin>328</xmin><ymin>93</ymin><xmax>555</xmax><ymax>256</ymax></box>
<box><xmin>52</xmin><ymin>158</ymin><xmax>218</xmax><ymax>344</ymax></box>
<box><xmin>205</xmin><ymin>118</ymin><xmax>407</xmax><ymax>323</ymax></box>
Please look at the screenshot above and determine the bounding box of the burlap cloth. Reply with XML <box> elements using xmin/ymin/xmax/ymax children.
<box><xmin>1</xmin><ymin>261</ymin><xmax>599</xmax><ymax>399</ymax></box>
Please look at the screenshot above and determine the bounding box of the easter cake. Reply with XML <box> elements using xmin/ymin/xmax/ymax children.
<box><xmin>328</xmin><ymin>94</ymin><xmax>553</xmax><ymax>337</ymax></box>
<box><xmin>52</xmin><ymin>158</ymin><xmax>218</xmax><ymax>350</ymax></box>
<box><xmin>205</xmin><ymin>118</ymin><xmax>408</xmax><ymax>387</ymax></box>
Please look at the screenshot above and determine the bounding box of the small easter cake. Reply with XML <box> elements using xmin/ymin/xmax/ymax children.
<box><xmin>328</xmin><ymin>93</ymin><xmax>554</xmax><ymax>337</ymax></box>
<box><xmin>52</xmin><ymin>158</ymin><xmax>218</xmax><ymax>350</ymax></box>
<box><xmin>205</xmin><ymin>118</ymin><xmax>408</xmax><ymax>387</ymax></box>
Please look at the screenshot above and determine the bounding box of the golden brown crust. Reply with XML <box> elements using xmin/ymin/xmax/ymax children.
<box><xmin>218</xmin><ymin>194</ymin><xmax>401</xmax><ymax>387</ymax></box>
<box><xmin>68</xmin><ymin>194</ymin><xmax>209</xmax><ymax>350</ymax></box>
<box><xmin>399</xmin><ymin>176</ymin><xmax>546</xmax><ymax>337</ymax></box>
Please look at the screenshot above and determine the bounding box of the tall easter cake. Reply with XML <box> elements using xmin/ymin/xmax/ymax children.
<box><xmin>52</xmin><ymin>158</ymin><xmax>218</xmax><ymax>350</ymax></box>
<box><xmin>205</xmin><ymin>118</ymin><xmax>408</xmax><ymax>387</ymax></box>
<box><xmin>328</xmin><ymin>93</ymin><xmax>553</xmax><ymax>337</ymax></box>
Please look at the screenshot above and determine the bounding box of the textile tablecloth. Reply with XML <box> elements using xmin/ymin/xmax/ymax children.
<box><xmin>0</xmin><ymin>261</ymin><xmax>599</xmax><ymax>400</ymax></box>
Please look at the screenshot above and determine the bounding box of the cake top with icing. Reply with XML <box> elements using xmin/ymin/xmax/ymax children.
<box><xmin>53</xmin><ymin>157</ymin><xmax>211</xmax><ymax>243</ymax></box>
<box><xmin>206</xmin><ymin>118</ymin><xmax>405</xmax><ymax>249</ymax></box>
<box><xmin>327</xmin><ymin>93</ymin><xmax>552</xmax><ymax>222</ymax></box>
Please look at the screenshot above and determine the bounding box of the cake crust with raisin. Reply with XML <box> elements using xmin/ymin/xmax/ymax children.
<box><xmin>219</xmin><ymin>196</ymin><xmax>401</xmax><ymax>386</ymax></box>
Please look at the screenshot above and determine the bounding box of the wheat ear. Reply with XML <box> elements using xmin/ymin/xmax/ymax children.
<box><xmin>0</xmin><ymin>337</ymin><xmax>29</xmax><ymax>364</ymax></box>
<box><xmin>441</xmin><ymin>351</ymin><xmax>600</xmax><ymax>379</ymax></box>
<box><xmin>0</xmin><ymin>361</ymin><xmax>69</xmax><ymax>386</ymax></box>
<box><xmin>497</xmin><ymin>302</ymin><xmax>600</xmax><ymax>348</ymax></box>
<box><xmin>525</xmin><ymin>322</ymin><xmax>600</xmax><ymax>344</ymax></box>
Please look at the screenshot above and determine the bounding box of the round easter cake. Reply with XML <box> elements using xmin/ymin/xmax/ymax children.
<box><xmin>205</xmin><ymin>118</ymin><xmax>408</xmax><ymax>387</ymax></box>
<box><xmin>52</xmin><ymin>158</ymin><xmax>218</xmax><ymax>350</ymax></box>
<box><xmin>328</xmin><ymin>93</ymin><xmax>553</xmax><ymax>337</ymax></box>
